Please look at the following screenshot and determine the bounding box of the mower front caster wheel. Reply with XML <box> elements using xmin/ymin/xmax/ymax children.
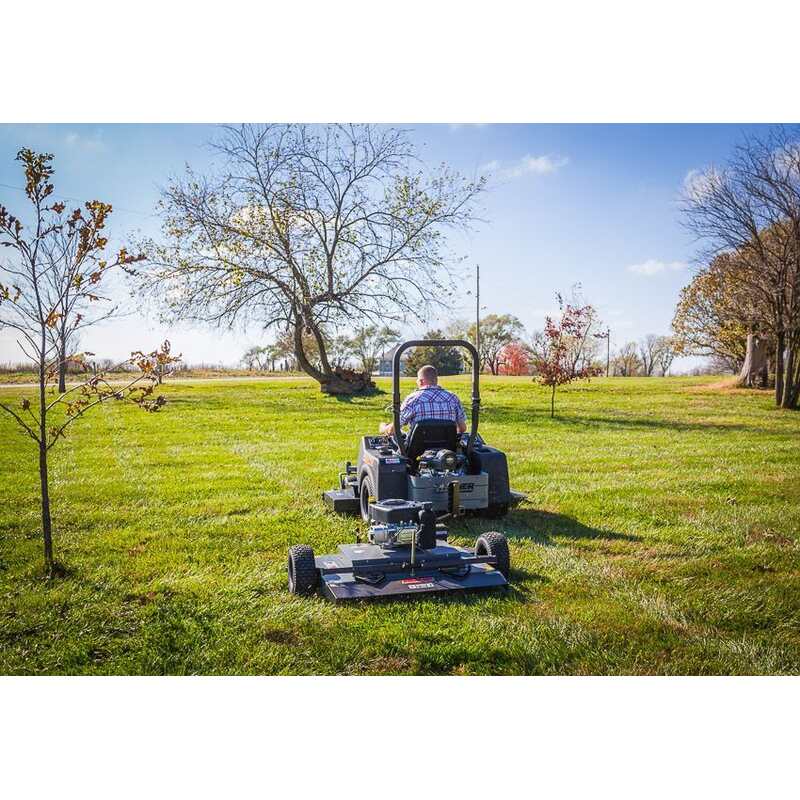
<box><xmin>475</xmin><ymin>531</ymin><xmax>510</xmax><ymax>579</ymax></box>
<box><xmin>288</xmin><ymin>544</ymin><xmax>319</xmax><ymax>595</ymax></box>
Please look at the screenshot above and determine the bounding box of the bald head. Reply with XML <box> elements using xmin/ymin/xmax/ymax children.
<box><xmin>417</xmin><ymin>365</ymin><xmax>438</xmax><ymax>386</ymax></box>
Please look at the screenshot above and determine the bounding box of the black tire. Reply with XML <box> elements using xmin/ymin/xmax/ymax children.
<box><xmin>475</xmin><ymin>531</ymin><xmax>510</xmax><ymax>579</ymax></box>
<box><xmin>287</xmin><ymin>544</ymin><xmax>318</xmax><ymax>595</ymax></box>
<box><xmin>359</xmin><ymin>475</ymin><xmax>375</xmax><ymax>522</ymax></box>
<box><xmin>485</xmin><ymin>503</ymin><xmax>509</xmax><ymax>519</ymax></box>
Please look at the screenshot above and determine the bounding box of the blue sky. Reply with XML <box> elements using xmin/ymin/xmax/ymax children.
<box><xmin>0</xmin><ymin>123</ymin><xmax>772</xmax><ymax>368</ymax></box>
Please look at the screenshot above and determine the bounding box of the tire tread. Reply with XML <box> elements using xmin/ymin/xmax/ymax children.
<box><xmin>475</xmin><ymin>531</ymin><xmax>510</xmax><ymax>578</ymax></box>
<box><xmin>288</xmin><ymin>544</ymin><xmax>318</xmax><ymax>595</ymax></box>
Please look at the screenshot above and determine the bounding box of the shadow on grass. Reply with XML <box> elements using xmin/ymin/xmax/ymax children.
<box><xmin>484</xmin><ymin>405</ymin><xmax>767</xmax><ymax>434</ymax></box>
<box><xmin>553</xmin><ymin>414</ymin><xmax>760</xmax><ymax>434</ymax></box>
<box><xmin>504</xmin><ymin>567</ymin><xmax>550</xmax><ymax>600</ymax></box>
<box><xmin>330</xmin><ymin>386</ymin><xmax>387</xmax><ymax>404</ymax></box>
<box><xmin>457</xmin><ymin>507</ymin><xmax>641</xmax><ymax>545</ymax></box>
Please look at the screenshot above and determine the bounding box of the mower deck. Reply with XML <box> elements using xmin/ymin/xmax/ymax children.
<box><xmin>315</xmin><ymin>541</ymin><xmax>508</xmax><ymax>601</ymax></box>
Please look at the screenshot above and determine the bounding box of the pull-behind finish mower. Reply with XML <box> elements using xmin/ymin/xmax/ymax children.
<box><xmin>287</xmin><ymin>339</ymin><xmax>523</xmax><ymax>600</ymax></box>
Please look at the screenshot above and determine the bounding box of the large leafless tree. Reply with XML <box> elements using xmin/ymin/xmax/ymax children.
<box><xmin>137</xmin><ymin>124</ymin><xmax>485</xmax><ymax>394</ymax></box>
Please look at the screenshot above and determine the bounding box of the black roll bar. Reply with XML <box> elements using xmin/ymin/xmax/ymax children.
<box><xmin>392</xmin><ymin>339</ymin><xmax>480</xmax><ymax>459</ymax></box>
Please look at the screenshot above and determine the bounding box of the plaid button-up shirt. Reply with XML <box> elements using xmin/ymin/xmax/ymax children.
<box><xmin>399</xmin><ymin>385</ymin><xmax>467</xmax><ymax>428</ymax></box>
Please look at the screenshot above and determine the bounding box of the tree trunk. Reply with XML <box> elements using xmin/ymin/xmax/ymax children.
<box><xmin>550</xmin><ymin>384</ymin><xmax>556</xmax><ymax>417</ymax></box>
<box><xmin>57</xmin><ymin>295</ymin><xmax>69</xmax><ymax>393</ymax></box>
<box><xmin>38</xmin><ymin>350</ymin><xmax>54</xmax><ymax>572</ymax></box>
<box><xmin>781</xmin><ymin>338</ymin><xmax>797</xmax><ymax>409</ymax></box>
<box><xmin>292</xmin><ymin>316</ymin><xmax>326</xmax><ymax>383</ymax></box>
<box><xmin>738</xmin><ymin>333</ymin><xmax>769</xmax><ymax>388</ymax></box>
<box><xmin>303</xmin><ymin>312</ymin><xmax>332</xmax><ymax>376</ymax></box>
<box><xmin>775</xmin><ymin>331</ymin><xmax>785</xmax><ymax>406</ymax></box>
<box><xmin>58</xmin><ymin>342</ymin><xmax>67</xmax><ymax>393</ymax></box>
<box><xmin>788</xmin><ymin>351</ymin><xmax>800</xmax><ymax>409</ymax></box>
<box><xmin>39</xmin><ymin>440</ymin><xmax>53</xmax><ymax>571</ymax></box>
<box><xmin>291</xmin><ymin>312</ymin><xmax>374</xmax><ymax>395</ymax></box>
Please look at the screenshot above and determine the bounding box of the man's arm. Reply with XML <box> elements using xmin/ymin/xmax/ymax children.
<box><xmin>455</xmin><ymin>396</ymin><xmax>467</xmax><ymax>434</ymax></box>
<box><xmin>381</xmin><ymin>392</ymin><xmax>416</xmax><ymax>435</ymax></box>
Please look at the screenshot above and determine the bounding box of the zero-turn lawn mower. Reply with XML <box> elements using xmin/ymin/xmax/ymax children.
<box><xmin>287</xmin><ymin>339</ymin><xmax>524</xmax><ymax>600</ymax></box>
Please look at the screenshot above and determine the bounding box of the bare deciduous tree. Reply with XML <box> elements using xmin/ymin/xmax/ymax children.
<box><xmin>655</xmin><ymin>335</ymin><xmax>678</xmax><ymax>376</ymax></box>
<box><xmin>346</xmin><ymin>325</ymin><xmax>399</xmax><ymax>375</ymax></box>
<box><xmin>613</xmin><ymin>341</ymin><xmax>641</xmax><ymax>376</ymax></box>
<box><xmin>39</xmin><ymin>217</ymin><xmax>123</xmax><ymax>392</ymax></box>
<box><xmin>137</xmin><ymin>124</ymin><xmax>485</xmax><ymax>395</ymax></box>
<box><xmin>467</xmin><ymin>313</ymin><xmax>525</xmax><ymax>375</ymax></box>
<box><xmin>0</xmin><ymin>149</ymin><xmax>178</xmax><ymax>574</ymax></box>
<box><xmin>639</xmin><ymin>334</ymin><xmax>662</xmax><ymax>376</ymax></box>
<box><xmin>241</xmin><ymin>345</ymin><xmax>269</xmax><ymax>371</ymax></box>
<box><xmin>681</xmin><ymin>126</ymin><xmax>800</xmax><ymax>408</ymax></box>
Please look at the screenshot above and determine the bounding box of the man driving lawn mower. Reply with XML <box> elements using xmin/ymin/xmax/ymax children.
<box><xmin>288</xmin><ymin>339</ymin><xmax>524</xmax><ymax>600</ymax></box>
<box><xmin>379</xmin><ymin>364</ymin><xmax>467</xmax><ymax>437</ymax></box>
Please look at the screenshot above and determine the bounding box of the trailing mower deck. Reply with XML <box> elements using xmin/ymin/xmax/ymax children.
<box><xmin>289</xmin><ymin>520</ymin><xmax>509</xmax><ymax>601</ymax></box>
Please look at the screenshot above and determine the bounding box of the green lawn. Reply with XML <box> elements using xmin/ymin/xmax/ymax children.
<box><xmin>1</xmin><ymin>375</ymin><xmax>799</xmax><ymax>674</ymax></box>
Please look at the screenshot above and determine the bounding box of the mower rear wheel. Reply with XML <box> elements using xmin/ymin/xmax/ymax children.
<box><xmin>287</xmin><ymin>544</ymin><xmax>318</xmax><ymax>596</ymax></box>
<box><xmin>475</xmin><ymin>531</ymin><xmax>510</xmax><ymax>579</ymax></box>
<box><xmin>359</xmin><ymin>475</ymin><xmax>375</xmax><ymax>522</ymax></box>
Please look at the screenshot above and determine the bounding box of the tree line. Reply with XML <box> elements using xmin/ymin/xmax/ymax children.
<box><xmin>674</xmin><ymin>127</ymin><xmax>800</xmax><ymax>409</ymax></box>
<box><xmin>237</xmin><ymin>306</ymin><xmax>678</xmax><ymax>381</ymax></box>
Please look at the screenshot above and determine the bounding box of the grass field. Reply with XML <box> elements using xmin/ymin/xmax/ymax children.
<box><xmin>1</xmin><ymin>375</ymin><xmax>799</xmax><ymax>675</ymax></box>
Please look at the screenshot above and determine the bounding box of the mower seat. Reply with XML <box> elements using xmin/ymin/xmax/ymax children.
<box><xmin>405</xmin><ymin>419</ymin><xmax>459</xmax><ymax>469</ymax></box>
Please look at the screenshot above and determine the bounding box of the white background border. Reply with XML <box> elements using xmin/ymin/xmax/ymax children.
<box><xmin>2</xmin><ymin>1</ymin><xmax>798</xmax><ymax>796</ymax></box>
<box><xmin>2</xmin><ymin>677</ymin><xmax>797</xmax><ymax>798</ymax></box>
<box><xmin>3</xmin><ymin>1</ymin><xmax>799</xmax><ymax>122</ymax></box>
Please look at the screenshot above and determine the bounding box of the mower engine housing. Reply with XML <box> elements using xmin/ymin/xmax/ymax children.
<box><xmin>369</xmin><ymin>498</ymin><xmax>423</xmax><ymax>524</ymax></box>
<box><xmin>368</xmin><ymin>523</ymin><xmax>418</xmax><ymax>546</ymax></box>
<box><xmin>367</xmin><ymin>499</ymin><xmax>437</xmax><ymax>549</ymax></box>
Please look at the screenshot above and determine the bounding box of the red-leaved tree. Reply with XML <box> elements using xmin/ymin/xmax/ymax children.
<box><xmin>532</xmin><ymin>296</ymin><xmax>601</xmax><ymax>416</ymax></box>
<box><xmin>498</xmin><ymin>341</ymin><xmax>530</xmax><ymax>375</ymax></box>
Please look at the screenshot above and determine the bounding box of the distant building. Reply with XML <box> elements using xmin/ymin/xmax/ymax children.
<box><xmin>377</xmin><ymin>344</ymin><xmax>410</xmax><ymax>376</ymax></box>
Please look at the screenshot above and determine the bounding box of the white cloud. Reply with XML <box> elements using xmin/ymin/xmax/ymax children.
<box><xmin>682</xmin><ymin>167</ymin><xmax>721</xmax><ymax>202</ymax></box>
<box><xmin>627</xmin><ymin>259</ymin><xmax>687</xmax><ymax>276</ymax></box>
<box><xmin>481</xmin><ymin>153</ymin><xmax>569</xmax><ymax>179</ymax></box>
<box><xmin>449</xmin><ymin>123</ymin><xmax>489</xmax><ymax>131</ymax></box>
<box><xmin>772</xmin><ymin>143</ymin><xmax>800</xmax><ymax>176</ymax></box>
<box><xmin>65</xmin><ymin>130</ymin><xmax>106</xmax><ymax>152</ymax></box>
<box><xmin>510</xmin><ymin>154</ymin><xmax>569</xmax><ymax>177</ymax></box>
